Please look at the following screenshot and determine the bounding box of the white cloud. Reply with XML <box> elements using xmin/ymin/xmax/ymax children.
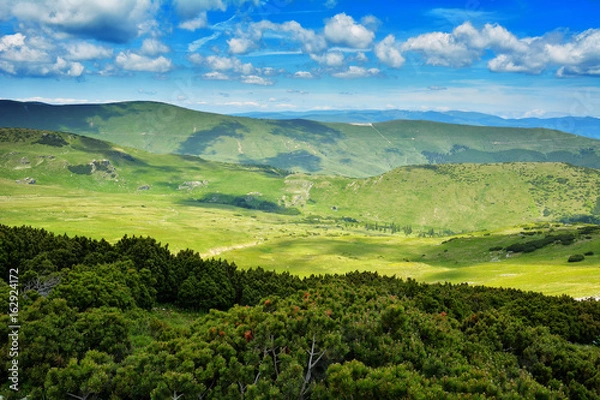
<box><xmin>374</xmin><ymin>34</ymin><xmax>405</xmax><ymax>68</ymax></box>
<box><xmin>294</xmin><ymin>71</ymin><xmax>313</xmax><ymax>78</ymax></box>
<box><xmin>203</xmin><ymin>55</ymin><xmax>255</xmax><ymax>74</ymax></box>
<box><xmin>141</xmin><ymin>38</ymin><xmax>169</xmax><ymax>56</ymax></box>
<box><xmin>179</xmin><ymin>13</ymin><xmax>208</xmax><ymax>31</ymax></box>
<box><xmin>332</xmin><ymin>66</ymin><xmax>379</xmax><ymax>79</ymax></box>
<box><xmin>310</xmin><ymin>51</ymin><xmax>344</xmax><ymax>66</ymax></box>
<box><xmin>324</xmin><ymin>13</ymin><xmax>375</xmax><ymax>49</ymax></box>
<box><xmin>487</xmin><ymin>54</ymin><xmax>536</xmax><ymax>73</ymax></box>
<box><xmin>241</xmin><ymin>75</ymin><xmax>274</xmax><ymax>85</ymax></box>
<box><xmin>0</xmin><ymin>32</ymin><xmax>84</xmax><ymax>77</ymax></box>
<box><xmin>228</xmin><ymin>37</ymin><xmax>254</xmax><ymax>54</ymax></box>
<box><xmin>65</xmin><ymin>41</ymin><xmax>113</xmax><ymax>60</ymax></box>
<box><xmin>355</xmin><ymin>52</ymin><xmax>368</xmax><ymax>62</ymax></box>
<box><xmin>115</xmin><ymin>52</ymin><xmax>172</xmax><ymax>73</ymax></box>
<box><xmin>402</xmin><ymin>30</ymin><xmax>479</xmax><ymax>67</ymax></box>
<box><xmin>545</xmin><ymin>29</ymin><xmax>600</xmax><ymax>75</ymax></box>
<box><xmin>398</xmin><ymin>22</ymin><xmax>600</xmax><ymax>76</ymax></box>
<box><xmin>9</xmin><ymin>0</ymin><xmax>156</xmax><ymax>43</ymax></box>
<box><xmin>273</xmin><ymin>20</ymin><xmax>327</xmax><ymax>54</ymax></box>
<box><xmin>203</xmin><ymin>71</ymin><xmax>230</xmax><ymax>80</ymax></box>
<box><xmin>0</xmin><ymin>33</ymin><xmax>26</xmax><ymax>51</ymax></box>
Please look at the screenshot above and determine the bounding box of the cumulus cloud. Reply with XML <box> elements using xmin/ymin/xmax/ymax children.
<box><xmin>179</xmin><ymin>13</ymin><xmax>208</xmax><ymax>31</ymax></box>
<box><xmin>249</xmin><ymin>20</ymin><xmax>327</xmax><ymax>54</ymax></box>
<box><xmin>324</xmin><ymin>13</ymin><xmax>375</xmax><ymax>49</ymax></box>
<box><xmin>355</xmin><ymin>52</ymin><xmax>368</xmax><ymax>62</ymax></box>
<box><xmin>140</xmin><ymin>39</ymin><xmax>170</xmax><ymax>56</ymax></box>
<box><xmin>203</xmin><ymin>71</ymin><xmax>230</xmax><ymax>80</ymax></box>
<box><xmin>310</xmin><ymin>51</ymin><xmax>344</xmax><ymax>67</ymax></box>
<box><xmin>228</xmin><ymin>37</ymin><xmax>255</xmax><ymax>54</ymax></box>
<box><xmin>332</xmin><ymin>66</ymin><xmax>379</xmax><ymax>78</ymax></box>
<box><xmin>64</xmin><ymin>41</ymin><xmax>113</xmax><ymax>60</ymax></box>
<box><xmin>0</xmin><ymin>33</ymin><xmax>26</xmax><ymax>52</ymax></box>
<box><xmin>374</xmin><ymin>34</ymin><xmax>405</xmax><ymax>68</ymax></box>
<box><xmin>9</xmin><ymin>0</ymin><xmax>156</xmax><ymax>43</ymax></box>
<box><xmin>115</xmin><ymin>51</ymin><xmax>172</xmax><ymax>73</ymax></box>
<box><xmin>294</xmin><ymin>71</ymin><xmax>313</xmax><ymax>79</ymax></box>
<box><xmin>398</xmin><ymin>22</ymin><xmax>600</xmax><ymax>76</ymax></box>
<box><xmin>0</xmin><ymin>32</ymin><xmax>85</xmax><ymax>77</ymax></box>
<box><xmin>545</xmin><ymin>29</ymin><xmax>600</xmax><ymax>76</ymax></box>
<box><xmin>402</xmin><ymin>30</ymin><xmax>479</xmax><ymax>67</ymax></box>
<box><xmin>241</xmin><ymin>75</ymin><xmax>274</xmax><ymax>85</ymax></box>
<box><xmin>203</xmin><ymin>55</ymin><xmax>255</xmax><ymax>74</ymax></box>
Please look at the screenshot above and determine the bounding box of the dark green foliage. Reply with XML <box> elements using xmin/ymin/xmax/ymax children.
<box><xmin>34</xmin><ymin>133</ymin><xmax>68</xmax><ymax>147</ymax></box>
<box><xmin>1</xmin><ymin>225</ymin><xmax>599</xmax><ymax>399</ymax></box>
<box><xmin>568</xmin><ymin>254</ymin><xmax>586</xmax><ymax>263</ymax></box>
<box><xmin>505</xmin><ymin>233</ymin><xmax>576</xmax><ymax>253</ymax></box>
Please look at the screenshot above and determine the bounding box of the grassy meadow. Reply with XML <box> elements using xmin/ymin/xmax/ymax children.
<box><xmin>1</xmin><ymin>127</ymin><xmax>599</xmax><ymax>298</ymax></box>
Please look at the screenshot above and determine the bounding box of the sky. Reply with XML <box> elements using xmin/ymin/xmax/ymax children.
<box><xmin>0</xmin><ymin>0</ymin><xmax>599</xmax><ymax>118</ymax></box>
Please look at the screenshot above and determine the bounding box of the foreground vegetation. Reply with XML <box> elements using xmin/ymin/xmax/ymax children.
<box><xmin>1</xmin><ymin>224</ymin><xmax>600</xmax><ymax>399</ymax></box>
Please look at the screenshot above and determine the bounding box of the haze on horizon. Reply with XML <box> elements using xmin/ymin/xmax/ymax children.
<box><xmin>0</xmin><ymin>0</ymin><xmax>599</xmax><ymax>118</ymax></box>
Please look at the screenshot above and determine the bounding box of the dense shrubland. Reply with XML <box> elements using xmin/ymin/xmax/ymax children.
<box><xmin>1</xmin><ymin>224</ymin><xmax>599</xmax><ymax>399</ymax></box>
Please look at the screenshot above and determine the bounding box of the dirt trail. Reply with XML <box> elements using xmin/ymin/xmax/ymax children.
<box><xmin>201</xmin><ymin>241</ymin><xmax>260</xmax><ymax>258</ymax></box>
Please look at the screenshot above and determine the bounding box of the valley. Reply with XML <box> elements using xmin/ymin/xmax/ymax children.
<box><xmin>1</xmin><ymin>126</ymin><xmax>599</xmax><ymax>298</ymax></box>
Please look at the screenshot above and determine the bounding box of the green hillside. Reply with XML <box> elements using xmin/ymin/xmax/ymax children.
<box><xmin>2</xmin><ymin>100</ymin><xmax>600</xmax><ymax>177</ymax></box>
<box><xmin>2</xmin><ymin>127</ymin><xmax>600</xmax><ymax>234</ymax></box>
<box><xmin>1</xmin><ymin>127</ymin><xmax>599</xmax><ymax>298</ymax></box>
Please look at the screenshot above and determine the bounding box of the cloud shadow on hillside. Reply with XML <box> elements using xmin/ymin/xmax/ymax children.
<box><xmin>177</xmin><ymin>121</ymin><xmax>248</xmax><ymax>155</ymax></box>
<box><xmin>261</xmin><ymin>150</ymin><xmax>323</xmax><ymax>173</ymax></box>
<box><xmin>268</xmin><ymin>119</ymin><xmax>344</xmax><ymax>144</ymax></box>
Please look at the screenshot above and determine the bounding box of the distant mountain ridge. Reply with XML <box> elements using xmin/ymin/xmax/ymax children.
<box><xmin>235</xmin><ymin>109</ymin><xmax>600</xmax><ymax>140</ymax></box>
<box><xmin>1</xmin><ymin>100</ymin><xmax>600</xmax><ymax>177</ymax></box>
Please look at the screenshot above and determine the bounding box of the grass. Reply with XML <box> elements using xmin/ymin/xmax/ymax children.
<box><xmin>1</xmin><ymin>127</ymin><xmax>599</xmax><ymax>298</ymax></box>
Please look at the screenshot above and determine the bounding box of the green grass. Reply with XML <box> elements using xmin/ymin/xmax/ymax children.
<box><xmin>1</xmin><ymin>127</ymin><xmax>599</xmax><ymax>298</ymax></box>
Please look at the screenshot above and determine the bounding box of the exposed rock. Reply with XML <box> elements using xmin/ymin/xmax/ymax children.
<box><xmin>178</xmin><ymin>180</ymin><xmax>208</xmax><ymax>190</ymax></box>
<box><xmin>16</xmin><ymin>177</ymin><xmax>36</xmax><ymax>185</ymax></box>
<box><xmin>138</xmin><ymin>185</ymin><xmax>151</xmax><ymax>191</ymax></box>
<box><xmin>20</xmin><ymin>157</ymin><xmax>30</xmax><ymax>164</ymax></box>
<box><xmin>90</xmin><ymin>159</ymin><xmax>113</xmax><ymax>173</ymax></box>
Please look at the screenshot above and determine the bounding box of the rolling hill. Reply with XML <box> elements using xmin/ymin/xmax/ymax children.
<box><xmin>2</xmin><ymin>100</ymin><xmax>600</xmax><ymax>177</ymax></box>
<box><xmin>2</xmin><ymin>127</ymin><xmax>600</xmax><ymax>297</ymax></box>
<box><xmin>2</xmin><ymin>127</ymin><xmax>600</xmax><ymax>234</ymax></box>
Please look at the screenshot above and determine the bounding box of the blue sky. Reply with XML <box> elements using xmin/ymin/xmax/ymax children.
<box><xmin>0</xmin><ymin>0</ymin><xmax>599</xmax><ymax>117</ymax></box>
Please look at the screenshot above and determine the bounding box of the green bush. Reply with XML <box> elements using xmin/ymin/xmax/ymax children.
<box><xmin>568</xmin><ymin>254</ymin><xmax>585</xmax><ymax>263</ymax></box>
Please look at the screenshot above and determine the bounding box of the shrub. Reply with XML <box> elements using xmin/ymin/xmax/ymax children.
<box><xmin>568</xmin><ymin>254</ymin><xmax>585</xmax><ymax>263</ymax></box>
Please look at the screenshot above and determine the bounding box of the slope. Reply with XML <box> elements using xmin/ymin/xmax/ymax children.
<box><xmin>2</xmin><ymin>127</ymin><xmax>600</xmax><ymax>297</ymax></box>
<box><xmin>2</xmin><ymin>100</ymin><xmax>600</xmax><ymax>177</ymax></box>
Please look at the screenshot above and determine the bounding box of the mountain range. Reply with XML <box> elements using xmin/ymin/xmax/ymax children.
<box><xmin>236</xmin><ymin>109</ymin><xmax>600</xmax><ymax>140</ymax></box>
<box><xmin>1</xmin><ymin>100</ymin><xmax>600</xmax><ymax>177</ymax></box>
